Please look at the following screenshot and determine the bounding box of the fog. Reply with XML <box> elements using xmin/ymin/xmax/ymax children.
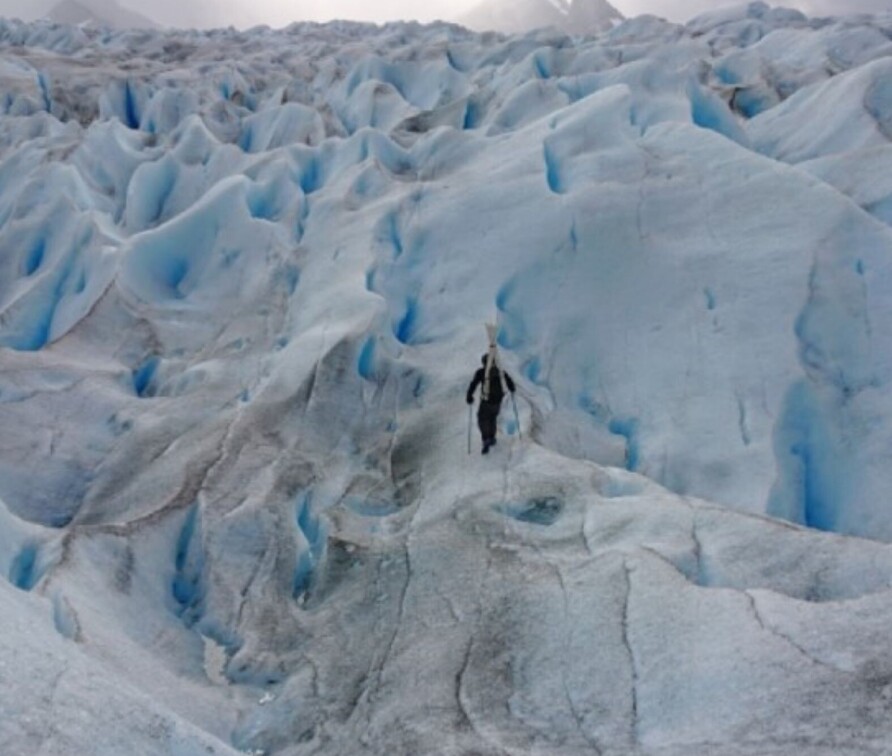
<box><xmin>0</xmin><ymin>0</ymin><xmax>887</xmax><ymax>31</ymax></box>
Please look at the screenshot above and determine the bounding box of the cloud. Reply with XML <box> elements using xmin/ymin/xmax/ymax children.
<box><xmin>0</xmin><ymin>0</ymin><xmax>886</xmax><ymax>30</ymax></box>
<box><xmin>148</xmin><ymin>0</ymin><xmax>892</xmax><ymax>28</ymax></box>
<box><xmin>120</xmin><ymin>0</ymin><xmax>482</xmax><ymax>28</ymax></box>
<box><xmin>0</xmin><ymin>0</ymin><xmax>44</xmax><ymax>21</ymax></box>
<box><xmin>290</xmin><ymin>0</ymin><xmax>479</xmax><ymax>24</ymax></box>
<box><xmin>796</xmin><ymin>0</ymin><xmax>892</xmax><ymax>15</ymax></box>
<box><xmin>611</xmin><ymin>0</ymin><xmax>892</xmax><ymax>22</ymax></box>
<box><xmin>118</xmin><ymin>0</ymin><xmax>255</xmax><ymax>28</ymax></box>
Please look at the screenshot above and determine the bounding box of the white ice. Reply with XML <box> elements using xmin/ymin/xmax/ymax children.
<box><xmin>2</xmin><ymin>4</ymin><xmax>892</xmax><ymax>755</ymax></box>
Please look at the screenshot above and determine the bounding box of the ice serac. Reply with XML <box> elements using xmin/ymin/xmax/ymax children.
<box><xmin>2</xmin><ymin>7</ymin><xmax>892</xmax><ymax>756</ymax></box>
<box><xmin>0</xmin><ymin>575</ymin><xmax>240</xmax><ymax>754</ymax></box>
<box><xmin>749</xmin><ymin>57</ymin><xmax>892</xmax><ymax>164</ymax></box>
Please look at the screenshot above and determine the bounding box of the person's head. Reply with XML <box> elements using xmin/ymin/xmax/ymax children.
<box><xmin>481</xmin><ymin>354</ymin><xmax>488</xmax><ymax>366</ymax></box>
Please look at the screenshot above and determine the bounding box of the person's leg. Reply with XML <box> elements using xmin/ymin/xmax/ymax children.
<box><xmin>476</xmin><ymin>404</ymin><xmax>488</xmax><ymax>442</ymax></box>
<box><xmin>478</xmin><ymin>402</ymin><xmax>499</xmax><ymax>452</ymax></box>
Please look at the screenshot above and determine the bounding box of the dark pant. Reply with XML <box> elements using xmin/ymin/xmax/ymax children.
<box><xmin>477</xmin><ymin>400</ymin><xmax>501</xmax><ymax>443</ymax></box>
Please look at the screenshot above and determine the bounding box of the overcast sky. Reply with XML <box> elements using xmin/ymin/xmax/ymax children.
<box><xmin>1</xmin><ymin>0</ymin><xmax>890</xmax><ymax>30</ymax></box>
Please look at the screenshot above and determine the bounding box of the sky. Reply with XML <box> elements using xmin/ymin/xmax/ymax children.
<box><xmin>0</xmin><ymin>0</ymin><xmax>889</xmax><ymax>30</ymax></box>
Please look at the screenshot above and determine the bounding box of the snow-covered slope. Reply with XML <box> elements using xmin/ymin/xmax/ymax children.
<box><xmin>462</xmin><ymin>0</ymin><xmax>624</xmax><ymax>35</ymax></box>
<box><xmin>2</xmin><ymin>4</ymin><xmax>892</xmax><ymax>754</ymax></box>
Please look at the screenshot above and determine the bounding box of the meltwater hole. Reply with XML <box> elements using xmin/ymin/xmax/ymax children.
<box><xmin>500</xmin><ymin>496</ymin><xmax>564</xmax><ymax>526</ymax></box>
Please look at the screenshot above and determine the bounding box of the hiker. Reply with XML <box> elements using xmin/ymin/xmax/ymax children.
<box><xmin>466</xmin><ymin>354</ymin><xmax>516</xmax><ymax>454</ymax></box>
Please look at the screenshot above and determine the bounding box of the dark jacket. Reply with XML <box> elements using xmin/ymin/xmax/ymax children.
<box><xmin>467</xmin><ymin>366</ymin><xmax>515</xmax><ymax>405</ymax></box>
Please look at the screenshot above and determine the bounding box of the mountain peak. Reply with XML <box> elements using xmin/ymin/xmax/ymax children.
<box><xmin>46</xmin><ymin>0</ymin><xmax>159</xmax><ymax>29</ymax></box>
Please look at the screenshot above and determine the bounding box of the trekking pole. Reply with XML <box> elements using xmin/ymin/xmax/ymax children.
<box><xmin>511</xmin><ymin>393</ymin><xmax>522</xmax><ymax>441</ymax></box>
<box><xmin>467</xmin><ymin>403</ymin><xmax>473</xmax><ymax>455</ymax></box>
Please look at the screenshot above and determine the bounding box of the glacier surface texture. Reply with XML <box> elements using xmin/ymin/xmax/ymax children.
<box><xmin>2</xmin><ymin>3</ymin><xmax>892</xmax><ymax>754</ymax></box>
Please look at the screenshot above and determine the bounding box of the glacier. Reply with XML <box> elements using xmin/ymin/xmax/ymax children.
<box><xmin>2</xmin><ymin>3</ymin><xmax>892</xmax><ymax>754</ymax></box>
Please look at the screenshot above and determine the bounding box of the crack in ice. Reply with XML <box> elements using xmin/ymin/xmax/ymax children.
<box><xmin>621</xmin><ymin>560</ymin><xmax>641</xmax><ymax>749</ymax></box>
<box><xmin>744</xmin><ymin>590</ymin><xmax>846</xmax><ymax>674</ymax></box>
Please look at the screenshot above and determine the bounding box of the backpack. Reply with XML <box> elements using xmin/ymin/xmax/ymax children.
<box><xmin>482</xmin><ymin>364</ymin><xmax>506</xmax><ymax>404</ymax></box>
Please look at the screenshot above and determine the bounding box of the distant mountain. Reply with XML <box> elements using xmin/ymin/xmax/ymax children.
<box><xmin>460</xmin><ymin>0</ymin><xmax>624</xmax><ymax>35</ymax></box>
<box><xmin>47</xmin><ymin>0</ymin><xmax>159</xmax><ymax>29</ymax></box>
